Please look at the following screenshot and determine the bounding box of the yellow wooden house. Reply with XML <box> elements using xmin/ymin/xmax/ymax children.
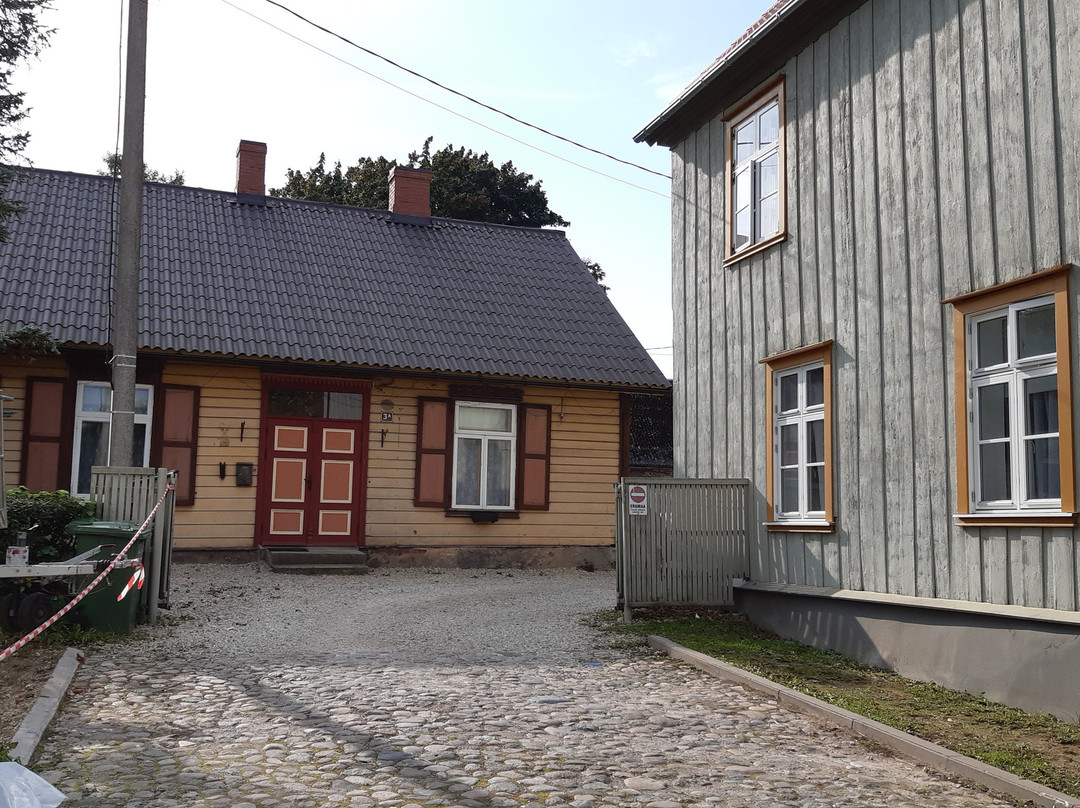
<box><xmin>0</xmin><ymin>143</ymin><xmax>668</xmax><ymax>567</ymax></box>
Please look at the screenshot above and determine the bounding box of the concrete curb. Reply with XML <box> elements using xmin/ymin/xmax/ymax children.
<box><xmin>648</xmin><ymin>635</ymin><xmax>1077</xmax><ymax>808</ymax></box>
<box><xmin>11</xmin><ymin>647</ymin><xmax>83</xmax><ymax>766</ymax></box>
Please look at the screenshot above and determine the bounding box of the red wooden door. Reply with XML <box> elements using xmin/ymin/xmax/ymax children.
<box><xmin>260</xmin><ymin>418</ymin><xmax>366</xmax><ymax>547</ymax></box>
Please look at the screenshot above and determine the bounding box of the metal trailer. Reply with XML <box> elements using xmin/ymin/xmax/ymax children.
<box><xmin>0</xmin><ymin>545</ymin><xmax>142</xmax><ymax>634</ymax></box>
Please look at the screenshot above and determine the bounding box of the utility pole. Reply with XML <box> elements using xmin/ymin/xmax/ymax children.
<box><xmin>110</xmin><ymin>0</ymin><xmax>147</xmax><ymax>467</ymax></box>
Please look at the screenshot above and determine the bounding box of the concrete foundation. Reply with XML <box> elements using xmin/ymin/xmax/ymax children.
<box><xmin>175</xmin><ymin>545</ymin><xmax>615</xmax><ymax>571</ymax></box>
<box><xmin>366</xmin><ymin>545</ymin><xmax>614</xmax><ymax>570</ymax></box>
<box><xmin>734</xmin><ymin>582</ymin><xmax>1080</xmax><ymax>722</ymax></box>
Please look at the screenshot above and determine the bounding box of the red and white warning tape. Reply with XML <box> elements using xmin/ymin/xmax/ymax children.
<box><xmin>0</xmin><ymin>484</ymin><xmax>174</xmax><ymax>663</ymax></box>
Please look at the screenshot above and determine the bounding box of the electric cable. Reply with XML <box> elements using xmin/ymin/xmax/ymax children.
<box><xmin>260</xmin><ymin>0</ymin><xmax>670</xmax><ymax>181</ymax></box>
<box><xmin>214</xmin><ymin>0</ymin><xmax>670</xmax><ymax>198</ymax></box>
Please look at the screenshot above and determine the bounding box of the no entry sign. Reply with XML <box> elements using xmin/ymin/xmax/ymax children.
<box><xmin>628</xmin><ymin>484</ymin><xmax>647</xmax><ymax>516</ymax></box>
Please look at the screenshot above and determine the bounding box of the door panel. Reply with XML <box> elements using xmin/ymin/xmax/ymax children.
<box><xmin>321</xmin><ymin>460</ymin><xmax>354</xmax><ymax>503</ymax></box>
<box><xmin>272</xmin><ymin>457</ymin><xmax>307</xmax><ymax>502</ymax></box>
<box><xmin>260</xmin><ymin>418</ymin><xmax>366</xmax><ymax>546</ymax></box>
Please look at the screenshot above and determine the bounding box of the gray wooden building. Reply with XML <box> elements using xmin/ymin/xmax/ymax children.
<box><xmin>636</xmin><ymin>0</ymin><xmax>1080</xmax><ymax>719</ymax></box>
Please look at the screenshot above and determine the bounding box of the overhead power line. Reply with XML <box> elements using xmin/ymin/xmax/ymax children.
<box><xmin>256</xmin><ymin>0</ymin><xmax>671</xmax><ymax>182</ymax></box>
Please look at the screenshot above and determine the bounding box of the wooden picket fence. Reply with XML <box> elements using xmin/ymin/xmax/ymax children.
<box><xmin>89</xmin><ymin>466</ymin><xmax>178</xmax><ymax>625</ymax></box>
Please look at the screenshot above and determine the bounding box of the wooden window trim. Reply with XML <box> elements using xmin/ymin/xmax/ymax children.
<box><xmin>762</xmin><ymin>340</ymin><xmax>834</xmax><ymax>530</ymax></box>
<box><xmin>949</xmin><ymin>267</ymin><xmax>1075</xmax><ymax>520</ymax></box>
<box><xmin>724</xmin><ymin>75</ymin><xmax>787</xmax><ymax>265</ymax></box>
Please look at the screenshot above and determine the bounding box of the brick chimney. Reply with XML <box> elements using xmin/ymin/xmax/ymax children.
<box><xmin>388</xmin><ymin>166</ymin><xmax>433</xmax><ymax>218</ymax></box>
<box><xmin>236</xmin><ymin>140</ymin><xmax>267</xmax><ymax>197</ymax></box>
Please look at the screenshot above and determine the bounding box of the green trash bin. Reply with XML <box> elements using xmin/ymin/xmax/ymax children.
<box><xmin>66</xmin><ymin>520</ymin><xmax>145</xmax><ymax>633</ymax></box>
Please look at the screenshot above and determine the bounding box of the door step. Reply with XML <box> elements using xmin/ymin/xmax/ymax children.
<box><xmin>260</xmin><ymin>547</ymin><xmax>370</xmax><ymax>575</ymax></box>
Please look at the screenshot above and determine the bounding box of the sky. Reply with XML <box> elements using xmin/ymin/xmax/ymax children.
<box><xmin>14</xmin><ymin>0</ymin><xmax>772</xmax><ymax>380</ymax></box>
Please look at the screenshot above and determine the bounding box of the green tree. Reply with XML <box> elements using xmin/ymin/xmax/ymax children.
<box><xmin>0</xmin><ymin>0</ymin><xmax>53</xmax><ymax>243</ymax></box>
<box><xmin>99</xmin><ymin>151</ymin><xmax>185</xmax><ymax>185</ymax></box>
<box><xmin>584</xmin><ymin>258</ymin><xmax>608</xmax><ymax>293</ymax></box>
<box><xmin>271</xmin><ymin>137</ymin><xmax>568</xmax><ymax>228</ymax></box>
<box><xmin>0</xmin><ymin>324</ymin><xmax>59</xmax><ymax>359</ymax></box>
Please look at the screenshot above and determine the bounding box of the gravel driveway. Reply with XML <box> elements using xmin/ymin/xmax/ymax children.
<box><xmin>33</xmin><ymin>564</ymin><xmax>1018</xmax><ymax>808</ymax></box>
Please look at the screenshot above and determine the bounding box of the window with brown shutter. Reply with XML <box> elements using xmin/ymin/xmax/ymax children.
<box><xmin>517</xmin><ymin>404</ymin><xmax>550</xmax><ymax>510</ymax></box>
<box><xmin>152</xmin><ymin>385</ymin><xmax>200</xmax><ymax>506</ymax></box>
<box><xmin>414</xmin><ymin>397</ymin><xmax>451</xmax><ymax>507</ymax></box>
<box><xmin>413</xmin><ymin>395</ymin><xmax>551</xmax><ymax>513</ymax></box>
<box><xmin>21</xmin><ymin>377</ymin><xmax>72</xmax><ymax>492</ymax></box>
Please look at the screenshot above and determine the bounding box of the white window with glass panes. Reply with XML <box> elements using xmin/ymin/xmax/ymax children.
<box><xmin>71</xmin><ymin>381</ymin><xmax>153</xmax><ymax>496</ymax></box>
<box><xmin>452</xmin><ymin>402</ymin><xmax>516</xmax><ymax>510</ymax></box>
<box><xmin>773</xmin><ymin>362</ymin><xmax>826</xmax><ymax>522</ymax></box>
<box><xmin>967</xmin><ymin>296</ymin><xmax>1060</xmax><ymax>511</ymax></box>
<box><xmin>731</xmin><ymin>93</ymin><xmax>781</xmax><ymax>255</ymax></box>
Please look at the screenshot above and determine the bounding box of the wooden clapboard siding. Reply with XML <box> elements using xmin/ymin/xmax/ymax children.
<box><xmin>364</xmin><ymin>379</ymin><xmax>623</xmax><ymax>548</ymax></box>
<box><xmin>162</xmin><ymin>362</ymin><xmax>261</xmax><ymax>549</ymax></box>
<box><xmin>671</xmin><ymin>0</ymin><xmax>1080</xmax><ymax>609</ymax></box>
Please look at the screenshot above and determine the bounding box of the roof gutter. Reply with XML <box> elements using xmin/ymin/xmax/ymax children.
<box><xmin>634</xmin><ymin>0</ymin><xmax>808</xmax><ymax>146</ymax></box>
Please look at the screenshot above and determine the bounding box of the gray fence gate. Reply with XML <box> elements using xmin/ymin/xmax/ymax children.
<box><xmin>615</xmin><ymin>477</ymin><xmax>751</xmax><ymax>618</ymax></box>
<box><xmin>90</xmin><ymin>466</ymin><xmax>178</xmax><ymax>626</ymax></box>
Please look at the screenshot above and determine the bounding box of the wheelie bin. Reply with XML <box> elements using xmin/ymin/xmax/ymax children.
<box><xmin>64</xmin><ymin>520</ymin><xmax>145</xmax><ymax>633</ymax></box>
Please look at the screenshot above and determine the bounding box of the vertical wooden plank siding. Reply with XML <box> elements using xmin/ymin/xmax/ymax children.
<box><xmin>668</xmin><ymin>0</ymin><xmax>1080</xmax><ymax>609</ymax></box>
<box><xmin>901</xmin><ymin>0</ymin><xmax>944</xmax><ymax>598</ymax></box>
<box><xmin>960</xmin><ymin>0</ymin><xmax>998</xmax><ymax>291</ymax></box>
<box><xmin>830</xmin><ymin>18</ymin><xmax>856</xmax><ymax>590</ymax></box>
<box><xmin>1023</xmin><ymin>0</ymin><xmax>1062</xmax><ymax>268</ymax></box>
<box><xmin>710</xmin><ymin>116</ymin><xmax>728</xmax><ymax>479</ymax></box>
<box><xmin>671</xmin><ymin>145</ymin><xmax>688</xmax><ymax>477</ymax></box>
<box><xmin>983</xmin><ymin>0</ymin><xmax>1034</xmax><ymax>273</ymax></box>
<box><xmin>931</xmin><ymin>0</ymin><xmax>971</xmax><ymax>602</ymax></box>
<box><xmin>695</xmin><ymin>125</ymin><xmax>714</xmax><ymax>477</ymax></box>
<box><xmin>795</xmin><ymin>48</ymin><xmax>819</xmax><ymax>348</ymax></box>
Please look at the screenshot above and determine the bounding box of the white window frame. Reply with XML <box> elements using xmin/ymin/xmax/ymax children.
<box><xmin>726</xmin><ymin>77</ymin><xmax>785</xmax><ymax>261</ymax></box>
<box><xmin>772</xmin><ymin>361</ymin><xmax>827</xmax><ymax>523</ymax></box>
<box><xmin>71</xmin><ymin>381</ymin><xmax>154</xmax><ymax>496</ymax></box>
<box><xmin>451</xmin><ymin>401</ymin><xmax>517</xmax><ymax>511</ymax></box>
<box><xmin>967</xmin><ymin>296</ymin><xmax>1060</xmax><ymax>512</ymax></box>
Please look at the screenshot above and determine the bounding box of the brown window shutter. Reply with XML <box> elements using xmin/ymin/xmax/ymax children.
<box><xmin>22</xmin><ymin>377</ymin><xmax>71</xmax><ymax>492</ymax></box>
<box><xmin>154</xmin><ymin>385</ymin><xmax>200</xmax><ymax>506</ymax></box>
<box><xmin>517</xmin><ymin>403</ymin><xmax>551</xmax><ymax>510</ymax></box>
<box><xmin>415</xmin><ymin>397</ymin><xmax>450</xmax><ymax>507</ymax></box>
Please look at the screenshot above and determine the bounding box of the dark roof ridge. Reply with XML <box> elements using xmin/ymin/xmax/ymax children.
<box><xmin>6</xmin><ymin>164</ymin><xmax>570</xmax><ymax>237</ymax></box>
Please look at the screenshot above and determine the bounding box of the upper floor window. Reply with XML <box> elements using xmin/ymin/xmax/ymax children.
<box><xmin>948</xmin><ymin>266</ymin><xmax>1075</xmax><ymax>525</ymax></box>
<box><xmin>727</xmin><ymin>77</ymin><xmax>786</xmax><ymax>261</ymax></box>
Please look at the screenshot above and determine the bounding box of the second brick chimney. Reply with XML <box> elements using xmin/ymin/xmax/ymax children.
<box><xmin>236</xmin><ymin>140</ymin><xmax>267</xmax><ymax>197</ymax></box>
<box><xmin>388</xmin><ymin>166</ymin><xmax>433</xmax><ymax>218</ymax></box>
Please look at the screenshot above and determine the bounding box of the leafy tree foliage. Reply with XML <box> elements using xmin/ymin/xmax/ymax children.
<box><xmin>271</xmin><ymin>137</ymin><xmax>568</xmax><ymax>228</ymax></box>
<box><xmin>99</xmin><ymin>152</ymin><xmax>185</xmax><ymax>185</ymax></box>
<box><xmin>584</xmin><ymin>258</ymin><xmax>608</xmax><ymax>292</ymax></box>
<box><xmin>0</xmin><ymin>0</ymin><xmax>53</xmax><ymax>243</ymax></box>
<box><xmin>0</xmin><ymin>324</ymin><xmax>59</xmax><ymax>359</ymax></box>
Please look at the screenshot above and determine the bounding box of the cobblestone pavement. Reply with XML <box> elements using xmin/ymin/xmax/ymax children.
<box><xmin>33</xmin><ymin>569</ymin><xmax>1019</xmax><ymax>808</ymax></box>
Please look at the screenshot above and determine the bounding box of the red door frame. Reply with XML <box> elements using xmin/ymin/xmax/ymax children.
<box><xmin>255</xmin><ymin>375</ymin><xmax>371</xmax><ymax>547</ymax></box>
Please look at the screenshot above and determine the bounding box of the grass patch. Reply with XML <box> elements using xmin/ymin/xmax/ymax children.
<box><xmin>594</xmin><ymin>607</ymin><xmax>1080</xmax><ymax>799</ymax></box>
